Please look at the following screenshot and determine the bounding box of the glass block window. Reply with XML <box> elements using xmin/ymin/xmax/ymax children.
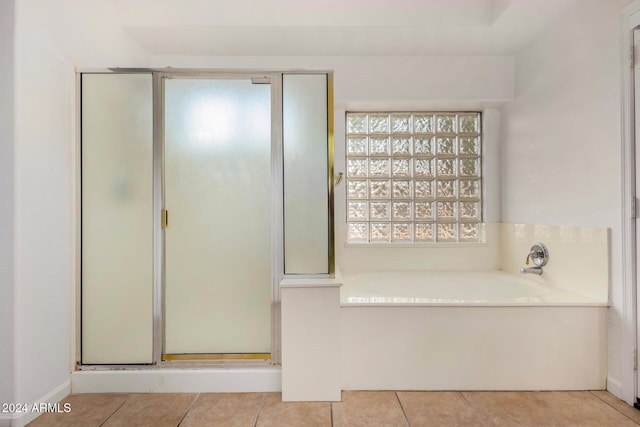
<box><xmin>346</xmin><ymin>112</ymin><xmax>482</xmax><ymax>243</ymax></box>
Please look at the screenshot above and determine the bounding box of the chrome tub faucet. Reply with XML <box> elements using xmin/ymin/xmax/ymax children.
<box><xmin>520</xmin><ymin>266</ymin><xmax>543</xmax><ymax>275</ymax></box>
<box><xmin>520</xmin><ymin>243</ymin><xmax>549</xmax><ymax>275</ymax></box>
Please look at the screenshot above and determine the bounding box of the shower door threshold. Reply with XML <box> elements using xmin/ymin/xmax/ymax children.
<box><xmin>71</xmin><ymin>367</ymin><xmax>282</xmax><ymax>393</ymax></box>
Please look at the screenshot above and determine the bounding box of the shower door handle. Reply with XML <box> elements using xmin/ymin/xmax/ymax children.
<box><xmin>161</xmin><ymin>209</ymin><xmax>169</xmax><ymax>228</ymax></box>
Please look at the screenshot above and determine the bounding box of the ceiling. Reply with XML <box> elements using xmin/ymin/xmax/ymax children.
<box><xmin>110</xmin><ymin>0</ymin><xmax>580</xmax><ymax>56</ymax></box>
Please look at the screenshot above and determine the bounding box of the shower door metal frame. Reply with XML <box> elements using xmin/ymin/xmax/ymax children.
<box><xmin>621</xmin><ymin>4</ymin><xmax>640</xmax><ymax>405</ymax></box>
<box><xmin>75</xmin><ymin>68</ymin><xmax>335</xmax><ymax>369</ymax></box>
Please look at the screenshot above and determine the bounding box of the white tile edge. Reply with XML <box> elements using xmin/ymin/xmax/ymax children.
<box><xmin>280</xmin><ymin>280</ymin><xmax>343</xmax><ymax>288</ymax></box>
<box><xmin>280</xmin><ymin>271</ymin><xmax>343</xmax><ymax>288</ymax></box>
<box><xmin>340</xmin><ymin>302</ymin><xmax>608</xmax><ymax>308</ymax></box>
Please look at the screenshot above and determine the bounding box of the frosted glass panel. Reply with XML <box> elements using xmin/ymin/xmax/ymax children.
<box><xmin>81</xmin><ymin>73</ymin><xmax>153</xmax><ymax>364</ymax></box>
<box><xmin>283</xmin><ymin>74</ymin><xmax>329</xmax><ymax>274</ymax></box>
<box><xmin>164</xmin><ymin>79</ymin><xmax>271</xmax><ymax>354</ymax></box>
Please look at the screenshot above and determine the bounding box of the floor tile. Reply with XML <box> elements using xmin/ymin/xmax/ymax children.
<box><xmin>591</xmin><ymin>391</ymin><xmax>640</xmax><ymax>425</ymax></box>
<box><xmin>397</xmin><ymin>391</ymin><xmax>486</xmax><ymax>427</ymax></box>
<box><xmin>332</xmin><ymin>391</ymin><xmax>408</xmax><ymax>427</ymax></box>
<box><xmin>179</xmin><ymin>393</ymin><xmax>263</xmax><ymax>427</ymax></box>
<box><xmin>461</xmin><ymin>391</ymin><xmax>553</xmax><ymax>426</ymax></box>
<box><xmin>530</xmin><ymin>391</ymin><xmax>638</xmax><ymax>427</ymax></box>
<box><xmin>27</xmin><ymin>393</ymin><xmax>129</xmax><ymax>427</ymax></box>
<box><xmin>256</xmin><ymin>392</ymin><xmax>331</xmax><ymax>427</ymax></box>
<box><xmin>25</xmin><ymin>390</ymin><xmax>640</xmax><ymax>427</ymax></box>
<box><xmin>102</xmin><ymin>393</ymin><xmax>196</xmax><ymax>427</ymax></box>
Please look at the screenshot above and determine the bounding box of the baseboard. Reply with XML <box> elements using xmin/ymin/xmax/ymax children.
<box><xmin>5</xmin><ymin>380</ymin><xmax>71</xmax><ymax>427</ymax></box>
<box><xmin>71</xmin><ymin>367</ymin><xmax>282</xmax><ymax>393</ymax></box>
<box><xmin>606</xmin><ymin>376</ymin><xmax>624</xmax><ymax>399</ymax></box>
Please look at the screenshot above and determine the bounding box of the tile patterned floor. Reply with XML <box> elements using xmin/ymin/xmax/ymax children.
<box><xmin>26</xmin><ymin>391</ymin><xmax>640</xmax><ymax>427</ymax></box>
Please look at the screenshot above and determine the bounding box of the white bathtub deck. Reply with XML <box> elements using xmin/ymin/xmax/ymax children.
<box><xmin>340</xmin><ymin>270</ymin><xmax>607</xmax><ymax>307</ymax></box>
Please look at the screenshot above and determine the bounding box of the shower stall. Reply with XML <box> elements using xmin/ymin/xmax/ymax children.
<box><xmin>79</xmin><ymin>70</ymin><xmax>334</xmax><ymax>366</ymax></box>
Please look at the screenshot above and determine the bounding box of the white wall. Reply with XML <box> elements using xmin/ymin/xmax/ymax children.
<box><xmin>147</xmin><ymin>55</ymin><xmax>514</xmax><ymax>107</ymax></box>
<box><xmin>500</xmin><ymin>0</ymin><xmax>631</xmax><ymax>400</ymax></box>
<box><xmin>0</xmin><ymin>1</ymin><xmax>15</xmax><ymax>425</ymax></box>
<box><xmin>11</xmin><ymin>1</ymin><xmax>148</xmax><ymax>424</ymax></box>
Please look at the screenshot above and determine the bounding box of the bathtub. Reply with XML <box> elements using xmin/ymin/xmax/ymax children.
<box><xmin>338</xmin><ymin>269</ymin><xmax>607</xmax><ymax>391</ymax></box>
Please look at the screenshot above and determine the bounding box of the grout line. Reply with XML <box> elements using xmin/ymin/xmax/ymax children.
<box><xmin>176</xmin><ymin>393</ymin><xmax>200</xmax><ymax>427</ymax></box>
<box><xmin>99</xmin><ymin>394</ymin><xmax>133</xmax><ymax>427</ymax></box>
<box><xmin>395</xmin><ymin>392</ymin><xmax>411</xmax><ymax>427</ymax></box>
<box><xmin>459</xmin><ymin>391</ymin><xmax>472</xmax><ymax>405</ymax></box>
<box><xmin>330</xmin><ymin>401</ymin><xmax>334</xmax><ymax>427</ymax></box>
<box><xmin>590</xmin><ymin>391</ymin><xmax>640</xmax><ymax>425</ymax></box>
<box><xmin>252</xmin><ymin>392</ymin><xmax>267</xmax><ymax>427</ymax></box>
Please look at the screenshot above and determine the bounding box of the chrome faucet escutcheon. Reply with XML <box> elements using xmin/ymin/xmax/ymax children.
<box><xmin>520</xmin><ymin>243</ymin><xmax>549</xmax><ymax>275</ymax></box>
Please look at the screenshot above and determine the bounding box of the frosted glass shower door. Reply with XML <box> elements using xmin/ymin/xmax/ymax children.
<box><xmin>163</xmin><ymin>78</ymin><xmax>272</xmax><ymax>356</ymax></box>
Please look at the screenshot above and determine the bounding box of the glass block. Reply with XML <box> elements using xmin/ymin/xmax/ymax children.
<box><xmin>347</xmin><ymin>159</ymin><xmax>367</xmax><ymax>177</ymax></box>
<box><xmin>414</xmin><ymin>202</ymin><xmax>433</xmax><ymax>220</ymax></box>
<box><xmin>460</xmin><ymin>223</ymin><xmax>479</xmax><ymax>242</ymax></box>
<box><xmin>348</xmin><ymin>223</ymin><xmax>368</xmax><ymax>242</ymax></box>
<box><xmin>437</xmin><ymin>223</ymin><xmax>457</xmax><ymax>242</ymax></box>
<box><xmin>460</xmin><ymin>158</ymin><xmax>480</xmax><ymax>177</ymax></box>
<box><xmin>369</xmin><ymin>158</ymin><xmax>390</xmax><ymax>177</ymax></box>
<box><xmin>392</xmin><ymin>180</ymin><xmax>412</xmax><ymax>198</ymax></box>
<box><xmin>414</xmin><ymin>159</ymin><xmax>433</xmax><ymax>177</ymax></box>
<box><xmin>345</xmin><ymin>110</ymin><xmax>484</xmax><ymax>246</ymax></box>
<box><xmin>459</xmin><ymin>180</ymin><xmax>480</xmax><ymax>199</ymax></box>
<box><xmin>415</xmin><ymin>223</ymin><xmax>434</xmax><ymax>241</ymax></box>
<box><xmin>437</xmin><ymin>180</ymin><xmax>457</xmax><ymax>198</ymax></box>
<box><xmin>437</xmin><ymin>201</ymin><xmax>456</xmax><ymax>219</ymax></box>
<box><xmin>414</xmin><ymin>180</ymin><xmax>433</xmax><ymax>198</ymax></box>
<box><xmin>392</xmin><ymin>138</ymin><xmax>411</xmax><ymax>156</ymax></box>
<box><xmin>392</xmin><ymin>159</ymin><xmax>411</xmax><ymax>177</ymax></box>
<box><xmin>437</xmin><ymin>159</ymin><xmax>456</xmax><ymax>177</ymax></box>
<box><xmin>413</xmin><ymin>114</ymin><xmax>433</xmax><ymax>133</ymax></box>
<box><xmin>459</xmin><ymin>137</ymin><xmax>479</xmax><ymax>155</ymax></box>
<box><xmin>370</xmin><ymin>137</ymin><xmax>390</xmax><ymax>156</ymax></box>
<box><xmin>459</xmin><ymin>202</ymin><xmax>480</xmax><ymax>220</ymax></box>
<box><xmin>393</xmin><ymin>201</ymin><xmax>412</xmax><ymax>220</ymax></box>
<box><xmin>369</xmin><ymin>114</ymin><xmax>389</xmax><ymax>134</ymax></box>
<box><xmin>459</xmin><ymin>113</ymin><xmax>479</xmax><ymax>133</ymax></box>
<box><xmin>392</xmin><ymin>223</ymin><xmax>412</xmax><ymax>242</ymax></box>
<box><xmin>348</xmin><ymin>202</ymin><xmax>368</xmax><ymax>220</ymax></box>
<box><xmin>347</xmin><ymin>137</ymin><xmax>367</xmax><ymax>156</ymax></box>
<box><xmin>369</xmin><ymin>180</ymin><xmax>391</xmax><ymax>199</ymax></box>
<box><xmin>436</xmin><ymin>114</ymin><xmax>456</xmax><ymax>134</ymax></box>
<box><xmin>391</xmin><ymin>115</ymin><xmax>411</xmax><ymax>133</ymax></box>
<box><xmin>347</xmin><ymin>179</ymin><xmax>368</xmax><ymax>199</ymax></box>
<box><xmin>347</xmin><ymin>114</ymin><xmax>367</xmax><ymax>134</ymax></box>
<box><xmin>436</xmin><ymin>137</ymin><xmax>456</xmax><ymax>155</ymax></box>
<box><xmin>370</xmin><ymin>202</ymin><xmax>390</xmax><ymax>220</ymax></box>
<box><xmin>370</xmin><ymin>223</ymin><xmax>390</xmax><ymax>242</ymax></box>
<box><xmin>414</xmin><ymin>137</ymin><xmax>433</xmax><ymax>155</ymax></box>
